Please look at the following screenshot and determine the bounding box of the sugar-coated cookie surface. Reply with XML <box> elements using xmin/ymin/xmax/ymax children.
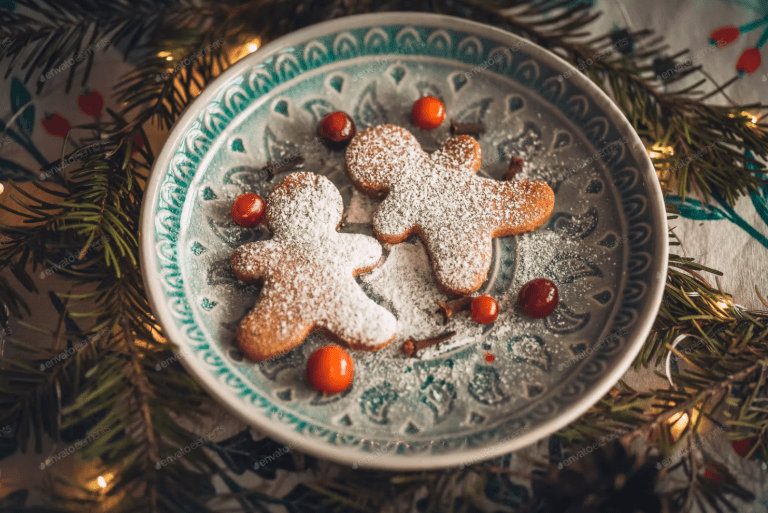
<box><xmin>231</xmin><ymin>172</ymin><xmax>397</xmax><ymax>362</ymax></box>
<box><xmin>346</xmin><ymin>124</ymin><xmax>555</xmax><ymax>295</ymax></box>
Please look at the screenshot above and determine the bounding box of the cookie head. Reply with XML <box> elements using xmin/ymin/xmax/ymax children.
<box><xmin>345</xmin><ymin>124</ymin><xmax>428</xmax><ymax>194</ymax></box>
<box><xmin>266</xmin><ymin>172</ymin><xmax>343</xmax><ymax>236</ymax></box>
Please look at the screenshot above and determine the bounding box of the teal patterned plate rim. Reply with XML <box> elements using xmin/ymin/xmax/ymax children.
<box><xmin>140</xmin><ymin>12</ymin><xmax>668</xmax><ymax>470</ymax></box>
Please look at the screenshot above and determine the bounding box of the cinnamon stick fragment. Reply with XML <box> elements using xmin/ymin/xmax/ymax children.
<box><xmin>450</xmin><ymin>119</ymin><xmax>486</xmax><ymax>137</ymax></box>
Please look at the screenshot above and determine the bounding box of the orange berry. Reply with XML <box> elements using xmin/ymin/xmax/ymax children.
<box><xmin>470</xmin><ymin>295</ymin><xmax>499</xmax><ymax>325</ymax></box>
<box><xmin>306</xmin><ymin>345</ymin><xmax>354</xmax><ymax>394</ymax></box>
<box><xmin>231</xmin><ymin>193</ymin><xmax>266</xmax><ymax>227</ymax></box>
<box><xmin>412</xmin><ymin>96</ymin><xmax>445</xmax><ymax>130</ymax></box>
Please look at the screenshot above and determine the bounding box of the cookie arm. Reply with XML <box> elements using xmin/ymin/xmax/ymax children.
<box><xmin>338</xmin><ymin>233</ymin><xmax>384</xmax><ymax>275</ymax></box>
<box><xmin>231</xmin><ymin>241</ymin><xmax>279</xmax><ymax>283</ymax></box>
<box><xmin>486</xmin><ymin>179</ymin><xmax>555</xmax><ymax>236</ymax></box>
<box><xmin>371</xmin><ymin>192</ymin><xmax>420</xmax><ymax>243</ymax></box>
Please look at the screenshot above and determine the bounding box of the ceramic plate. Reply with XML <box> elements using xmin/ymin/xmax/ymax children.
<box><xmin>140</xmin><ymin>12</ymin><xmax>667</xmax><ymax>470</ymax></box>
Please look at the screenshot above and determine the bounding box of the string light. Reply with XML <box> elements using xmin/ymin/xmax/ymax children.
<box><xmin>229</xmin><ymin>38</ymin><xmax>261</xmax><ymax>63</ymax></box>
<box><xmin>97</xmin><ymin>476</ymin><xmax>107</xmax><ymax>488</ymax></box>
<box><xmin>668</xmin><ymin>411</ymin><xmax>690</xmax><ymax>439</ymax></box>
<box><xmin>647</xmin><ymin>145</ymin><xmax>674</xmax><ymax>160</ymax></box>
<box><xmin>728</xmin><ymin>111</ymin><xmax>758</xmax><ymax>128</ymax></box>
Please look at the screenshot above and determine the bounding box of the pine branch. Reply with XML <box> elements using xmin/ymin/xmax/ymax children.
<box><xmin>445</xmin><ymin>0</ymin><xmax>768</xmax><ymax>205</ymax></box>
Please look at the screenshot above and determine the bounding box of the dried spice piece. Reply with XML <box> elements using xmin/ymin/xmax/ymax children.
<box><xmin>437</xmin><ymin>297</ymin><xmax>473</xmax><ymax>324</ymax></box>
<box><xmin>401</xmin><ymin>330</ymin><xmax>456</xmax><ymax>357</ymax></box>
<box><xmin>450</xmin><ymin>119</ymin><xmax>485</xmax><ymax>137</ymax></box>
<box><xmin>504</xmin><ymin>157</ymin><xmax>524</xmax><ymax>181</ymax></box>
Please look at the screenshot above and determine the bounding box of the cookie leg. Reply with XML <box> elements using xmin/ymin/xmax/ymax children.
<box><xmin>317</xmin><ymin>285</ymin><xmax>397</xmax><ymax>351</ymax></box>
<box><xmin>424</xmin><ymin>228</ymin><xmax>494</xmax><ymax>295</ymax></box>
<box><xmin>372</xmin><ymin>192</ymin><xmax>419</xmax><ymax>243</ymax></box>
<box><xmin>237</xmin><ymin>301</ymin><xmax>312</xmax><ymax>362</ymax></box>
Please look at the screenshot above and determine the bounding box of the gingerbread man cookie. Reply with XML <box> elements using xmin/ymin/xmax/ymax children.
<box><xmin>231</xmin><ymin>172</ymin><xmax>397</xmax><ymax>362</ymax></box>
<box><xmin>346</xmin><ymin>125</ymin><xmax>555</xmax><ymax>295</ymax></box>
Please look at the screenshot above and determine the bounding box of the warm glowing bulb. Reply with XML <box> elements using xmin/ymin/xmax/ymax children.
<box><xmin>166</xmin><ymin>56</ymin><xmax>173</xmax><ymax>61</ymax></box>
<box><xmin>0</xmin><ymin>183</ymin><xmax>4</xmax><ymax>194</ymax></box>
<box><xmin>668</xmin><ymin>412</ymin><xmax>690</xmax><ymax>439</ymax></box>
<box><xmin>157</xmin><ymin>51</ymin><xmax>172</xmax><ymax>59</ymax></box>
<box><xmin>248</xmin><ymin>43</ymin><xmax>259</xmax><ymax>53</ymax></box>
<box><xmin>97</xmin><ymin>476</ymin><xmax>107</xmax><ymax>488</ymax></box>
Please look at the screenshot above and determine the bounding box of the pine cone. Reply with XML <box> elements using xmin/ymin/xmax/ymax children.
<box><xmin>527</xmin><ymin>440</ymin><xmax>662</xmax><ymax>513</ymax></box>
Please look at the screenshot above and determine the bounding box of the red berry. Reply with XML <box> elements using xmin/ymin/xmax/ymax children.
<box><xmin>736</xmin><ymin>48</ymin><xmax>762</xmax><ymax>74</ymax></box>
<box><xmin>732</xmin><ymin>438</ymin><xmax>753</xmax><ymax>458</ymax></box>
<box><xmin>518</xmin><ymin>279</ymin><xmax>559</xmax><ymax>318</ymax></box>
<box><xmin>703</xmin><ymin>461</ymin><xmax>722</xmax><ymax>482</ymax></box>
<box><xmin>41</xmin><ymin>113</ymin><xmax>70</xmax><ymax>138</ymax></box>
<box><xmin>306</xmin><ymin>345</ymin><xmax>354</xmax><ymax>395</ymax></box>
<box><xmin>710</xmin><ymin>26</ymin><xmax>740</xmax><ymax>48</ymax></box>
<box><xmin>470</xmin><ymin>295</ymin><xmax>499</xmax><ymax>324</ymax></box>
<box><xmin>131</xmin><ymin>134</ymin><xmax>145</xmax><ymax>156</ymax></box>
<box><xmin>484</xmin><ymin>352</ymin><xmax>495</xmax><ymax>363</ymax></box>
<box><xmin>78</xmin><ymin>89</ymin><xmax>104</xmax><ymax>118</ymax></box>
<box><xmin>231</xmin><ymin>193</ymin><xmax>266</xmax><ymax>227</ymax></box>
<box><xmin>318</xmin><ymin>111</ymin><xmax>355</xmax><ymax>143</ymax></box>
<box><xmin>412</xmin><ymin>96</ymin><xmax>445</xmax><ymax>130</ymax></box>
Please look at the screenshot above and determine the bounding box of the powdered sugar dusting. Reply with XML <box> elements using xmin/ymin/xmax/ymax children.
<box><xmin>346</xmin><ymin>125</ymin><xmax>555</xmax><ymax>295</ymax></box>
<box><xmin>231</xmin><ymin>172</ymin><xmax>397</xmax><ymax>360</ymax></box>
